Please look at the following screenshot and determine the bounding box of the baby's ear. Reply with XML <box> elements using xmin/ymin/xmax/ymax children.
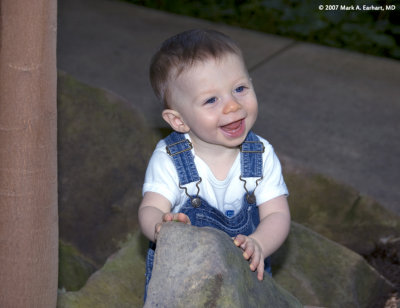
<box><xmin>162</xmin><ymin>109</ymin><xmax>190</xmax><ymax>133</ymax></box>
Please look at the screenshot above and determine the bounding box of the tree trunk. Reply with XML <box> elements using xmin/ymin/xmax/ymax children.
<box><xmin>0</xmin><ymin>0</ymin><xmax>58</xmax><ymax>307</ymax></box>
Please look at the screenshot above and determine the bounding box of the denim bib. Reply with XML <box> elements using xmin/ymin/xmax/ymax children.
<box><xmin>144</xmin><ymin>131</ymin><xmax>270</xmax><ymax>301</ymax></box>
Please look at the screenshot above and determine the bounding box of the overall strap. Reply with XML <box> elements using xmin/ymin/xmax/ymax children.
<box><xmin>240</xmin><ymin>131</ymin><xmax>264</xmax><ymax>178</ymax></box>
<box><xmin>164</xmin><ymin>132</ymin><xmax>200</xmax><ymax>185</ymax></box>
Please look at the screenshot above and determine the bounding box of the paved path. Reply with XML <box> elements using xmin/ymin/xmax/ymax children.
<box><xmin>58</xmin><ymin>0</ymin><xmax>400</xmax><ymax>215</ymax></box>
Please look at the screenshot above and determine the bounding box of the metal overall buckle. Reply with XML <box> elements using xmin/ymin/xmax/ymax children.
<box><xmin>166</xmin><ymin>139</ymin><xmax>193</xmax><ymax>156</ymax></box>
<box><xmin>239</xmin><ymin>139</ymin><xmax>264</xmax><ymax>204</ymax></box>
<box><xmin>179</xmin><ymin>178</ymin><xmax>202</xmax><ymax>208</ymax></box>
<box><xmin>239</xmin><ymin>141</ymin><xmax>265</xmax><ymax>153</ymax></box>
<box><xmin>239</xmin><ymin>176</ymin><xmax>263</xmax><ymax>204</ymax></box>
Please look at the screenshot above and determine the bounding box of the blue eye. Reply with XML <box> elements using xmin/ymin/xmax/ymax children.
<box><xmin>205</xmin><ymin>97</ymin><xmax>217</xmax><ymax>104</ymax></box>
<box><xmin>235</xmin><ymin>86</ymin><xmax>246</xmax><ymax>93</ymax></box>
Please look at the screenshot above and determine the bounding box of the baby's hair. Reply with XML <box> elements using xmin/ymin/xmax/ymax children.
<box><xmin>149</xmin><ymin>29</ymin><xmax>243</xmax><ymax>108</ymax></box>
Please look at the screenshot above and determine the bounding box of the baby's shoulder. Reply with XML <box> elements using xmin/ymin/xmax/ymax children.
<box><xmin>153</xmin><ymin>138</ymin><xmax>168</xmax><ymax>153</ymax></box>
<box><xmin>148</xmin><ymin>139</ymin><xmax>173</xmax><ymax>166</ymax></box>
<box><xmin>253</xmin><ymin>134</ymin><xmax>274</xmax><ymax>155</ymax></box>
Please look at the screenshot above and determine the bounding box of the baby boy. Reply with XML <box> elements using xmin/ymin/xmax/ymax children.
<box><xmin>138</xmin><ymin>29</ymin><xmax>290</xmax><ymax>296</ymax></box>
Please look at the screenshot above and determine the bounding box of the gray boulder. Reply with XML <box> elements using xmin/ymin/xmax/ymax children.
<box><xmin>57</xmin><ymin>71</ymin><xmax>159</xmax><ymax>267</ymax></box>
<box><xmin>145</xmin><ymin>222</ymin><xmax>302</xmax><ymax>308</ymax></box>
<box><xmin>273</xmin><ymin>222</ymin><xmax>394</xmax><ymax>307</ymax></box>
<box><xmin>282</xmin><ymin>159</ymin><xmax>400</xmax><ymax>256</ymax></box>
<box><xmin>57</xmin><ymin>232</ymin><xmax>147</xmax><ymax>308</ymax></box>
<box><xmin>58</xmin><ymin>240</ymin><xmax>97</xmax><ymax>291</ymax></box>
<box><xmin>57</xmin><ymin>222</ymin><xmax>393</xmax><ymax>307</ymax></box>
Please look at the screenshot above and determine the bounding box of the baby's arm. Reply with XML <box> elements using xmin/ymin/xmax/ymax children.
<box><xmin>139</xmin><ymin>191</ymin><xmax>190</xmax><ymax>242</ymax></box>
<box><xmin>234</xmin><ymin>195</ymin><xmax>290</xmax><ymax>280</ymax></box>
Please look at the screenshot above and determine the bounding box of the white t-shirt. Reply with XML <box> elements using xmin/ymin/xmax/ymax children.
<box><xmin>142</xmin><ymin>134</ymin><xmax>288</xmax><ymax>215</ymax></box>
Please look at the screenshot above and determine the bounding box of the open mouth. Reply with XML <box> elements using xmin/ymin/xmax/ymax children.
<box><xmin>220</xmin><ymin>119</ymin><xmax>245</xmax><ymax>138</ymax></box>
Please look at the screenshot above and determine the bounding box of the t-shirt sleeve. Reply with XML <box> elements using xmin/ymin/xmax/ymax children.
<box><xmin>255</xmin><ymin>141</ymin><xmax>288</xmax><ymax>205</ymax></box>
<box><xmin>142</xmin><ymin>143</ymin><xmax>180</xmax><ymax>207</ymax></box>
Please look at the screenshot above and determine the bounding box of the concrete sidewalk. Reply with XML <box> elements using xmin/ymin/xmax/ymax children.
<box><xmin>57</xmin><ymin>0</ymin><xmax>400</xmax><ymax>215</ymax></box>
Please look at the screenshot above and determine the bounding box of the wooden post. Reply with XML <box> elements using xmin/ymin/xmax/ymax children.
<box><xmin>0</xmin><ymin>0</ymin><xmax>58</xmax><ymax>307</ymax></box>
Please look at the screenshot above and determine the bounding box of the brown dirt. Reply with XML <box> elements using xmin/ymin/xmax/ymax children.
<box><xmin>363</xmin><ymin>237</ymin><xmax>400</xmax><ymax>307</ymax></box>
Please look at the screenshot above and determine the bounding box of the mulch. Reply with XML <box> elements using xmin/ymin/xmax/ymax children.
<box><xmin>363</xmin><ymin>237</ymin><xmax>400</xmax><ymax>308</ymax></box>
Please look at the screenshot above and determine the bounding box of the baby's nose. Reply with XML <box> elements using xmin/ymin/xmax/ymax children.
<box><xmin>223</xmin><ymin>98</ymin><xmax>241</xmax><ymax>114</ymax></box>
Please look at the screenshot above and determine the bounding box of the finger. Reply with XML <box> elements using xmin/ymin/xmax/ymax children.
<box><xmin>233</xmin><ymin>234</ymin><xmax>246</xmax><ymax>247</ymax></box>
<box><xmin>249</xmin><ymin>252</ymin><xmax>264</xmax><ymax>281</ymax></box>
<box><xmin>162</xmin><ymin>213</ymin><xmax>173</xmax><ymax>222</ymax></box>
<box><xmin>177</xmin><ymin>213</ymin><xmax>191</xmax><ymax>224</ymax></box>
<box><xmin>249</xmin><ymin>249</ymin><xmax>260</xmax><ymax>271</ymax></box>
<box><xmin>154</xmin><ymin>222</ymin><xmax>162</xmax><ymax>241</ymax></box>
<box><xmin>243</xmin><ymin>244</ymin><xmax>255</xmax><ymax>260</ymax></box>
<box><xmin>170</xmin><ymin>213</ymin><xmax>179</xmax><ymax>221</ymax></box>
<box><xmin>257</xmin><ymin>259</ymin><xmax>265</xmax><ymax>281</ymax></box>
<box><xmin>155</xmin><ymin>222</ymin><xmax>162</xmax><ymax>234</ymax></box>
<box><xmin>171</xmin><ymin>213</ymin><xmax>183</xmax><ymax>222</ymax></box>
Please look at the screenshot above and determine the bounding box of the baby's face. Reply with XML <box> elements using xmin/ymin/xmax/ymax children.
<box><xmin>168</xmin><ymin>53</ymin><xmax>258</xmax><ymax>149</ymax></box>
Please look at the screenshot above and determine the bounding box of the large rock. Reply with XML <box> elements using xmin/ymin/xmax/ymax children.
<box><xmin>57</xmin><ymin>231</ymin><xmax>147</xmax><ymax>308</ymax></box>
<box><xmin>145</xmin><ymin>223</ymin><xmax>302</xmax><ymax>308</ymax></box>
<box><xmin>282</xmin><ymin>159</ymin><xmax>400</xmax><ymax>256</ymax></box>
<box><xmin>273</xmin><ymin>222</ymin><xmax>394</xmax><ymax>307</ymax></box>
<box><xmin>58</xmin><ymin>240</ymin><xmax>97</xmax><ymax>291</ymax></box>
<box><xmin>57</xmin><ymin>223</ymin><xmax>393</xmax><ymax>307</ymax></box>
<box><xmin>57</xmin><ymin>71</ymin><xmax>159</xmax><ymax>267</ymax></box>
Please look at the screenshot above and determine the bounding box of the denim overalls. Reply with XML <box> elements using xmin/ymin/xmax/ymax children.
<box><xmin>144</xmin><ymin>131</ymin><xmax>271</xmax><ymax>301</ymax></box>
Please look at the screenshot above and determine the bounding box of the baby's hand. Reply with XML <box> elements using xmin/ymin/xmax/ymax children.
<box><xmin>154</xmin><ymin>212</ymin><xmax>191</xmax><ymax>241</ymax></box>
<box><xmin>233</xmin><ymin>234</ymin><xmax>265</xmax><ymax>281</ymax></box>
